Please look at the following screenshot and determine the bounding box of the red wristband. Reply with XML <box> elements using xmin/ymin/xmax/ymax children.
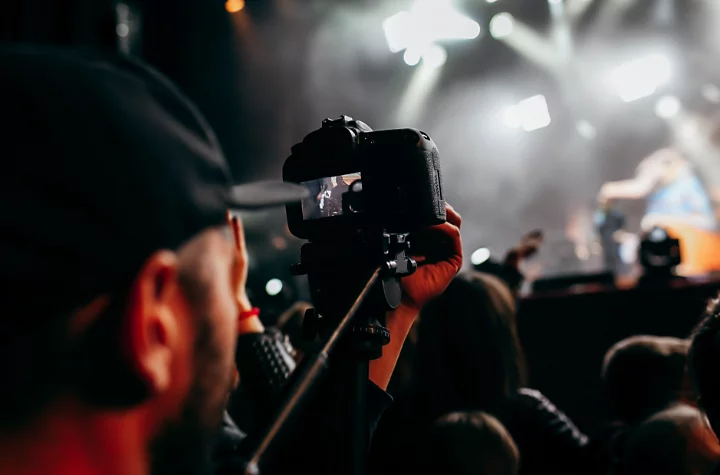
<box><xmin>238</xmin><ymin>307</ymin><xmax>260</xmax><ymax>322</ymax></box>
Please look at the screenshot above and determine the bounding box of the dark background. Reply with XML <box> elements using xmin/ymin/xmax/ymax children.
<box><xmin>5</xmin><ymin>0</ymin><xmax>720</xmax><ymax>432</ymax></box>
<box><xmin>10</xmin><ymin>0</ymin><xmax>720</xmax><ymax>287</ymax></box>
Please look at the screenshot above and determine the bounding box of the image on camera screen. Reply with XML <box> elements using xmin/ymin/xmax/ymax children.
<box><xmin>300</xmin><ymin>172</ymin><xmax>362</xmax><ymax>220</ymax></box>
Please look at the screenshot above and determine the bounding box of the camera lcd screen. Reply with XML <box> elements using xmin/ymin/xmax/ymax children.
<box><xmin>300</xmin><ymin>172</ymin><xmax>362</xmax><ymax>220</ymax></box>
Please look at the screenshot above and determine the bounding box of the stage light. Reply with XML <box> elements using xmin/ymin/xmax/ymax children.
<box><xmin>649</xmin><ymin>227</ymin><xmax>666</xmax><ymax>242</ymax></box>
<box><xmin>520</xmin><ymin>95</ymin><xmax>551</xmax><ymax>131</ymax></box>
<box><xmin>423</xmin><ymin>45</ymin><xmax>448</xmax><ymax>69</ymax></box>
<box><xmin>383</xmin><ymin>12</ymin><xmax>414</xmax><ymax>53</ymax></box>
<box><xmin>607</xmin><ymin>54</ymin><xmax>671</xmax><ymax>103</ymax></box>
<box><xmin>566</xmin><ymin>0</ymin><xmax>594</xmax><ymax>22</ymax></box>
<box><xmin>383</xmin><ymin>0</ymin><xmax>481</xmax><ymax>65</ymax></box>
<box><xmin>486</xmin><ymin>0</ymin><xmax>499</xmax><ymax>3</ymax></box>
<box><xmin>271</xmin><ymin>235</ymin><xmax>288</xmax><ymax>250</ymax></box>
<box><xmin>116</xmin><ymin>23</ymin><xmax>129</xmax><ymax>37</ymax></box>
<box><xmin>404</xmin><ymin>48</ymin><xmax>422</xmax><ymax>66</ymax></box>
<box><xmin>503</xmin><ymin>105</ymin><xmax>522</xmax><ymax>129</ymax></box>
<box><xmin>702</xmin><ymin>84</ymin><xmax>720</xmax><ymax>104</ymax></box>
<box><xmin>489</xmin><ymin>13</ymin><xmax>514</xmax><ymax>39</ymax></box>
<box><xmin>265</xmin><ymin>278</ymin><xmax>283</xmax><ymax>296</ymax></box>
<box><xmin>471</xmin><ymin>248</ymin><xmax>491</xmax><ymax>265</ymax></box>
<box><xmin>639</xmin><ymin>226</ymin><xmax>681</xmax><ymax>276</ymax></box>
<box><xmin>619</xmin><ymin>234</ymin><xmax>640</xmax><ymax>265</ymax></box>
<box><xmin>655</xmin><ymin>95</ymin><xmax>680</xmax><ymax>118</ymax></box>
<box><xmin>504</xmin><ymin>95</ymin><xmax>551</xmax><ymax>132</ymax></box>
<box><xmin>576</xmin><ymin>120</ymin><xmax>596</xmax><ymax>139</ymax></box>
<box><xmin>225</xmin><ymin>0</ymin><xmax>245</xmax><ymax>13</ymax></box>
<box><xmin>410</xmin><ymin>0</ymin><xmax>481</xmax><ymax>42</ymax></box>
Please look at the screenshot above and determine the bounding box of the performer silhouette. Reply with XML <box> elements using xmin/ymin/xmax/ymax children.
<box><xmin>597</xmin><ymin>148</ymin><xmax>720</xmax><ymax>275</ymax></box>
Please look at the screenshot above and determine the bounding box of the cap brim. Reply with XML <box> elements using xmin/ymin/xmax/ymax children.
<box><xmin>228</xmin><ymin>181</ymin><xmax>309</xmax><ymax>210</ymax></box>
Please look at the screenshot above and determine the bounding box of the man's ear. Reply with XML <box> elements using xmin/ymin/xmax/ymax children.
<box><xmin>124</xmin><ymin>250</ymin><xmax>183</xmax><ymax>398</ymax></box>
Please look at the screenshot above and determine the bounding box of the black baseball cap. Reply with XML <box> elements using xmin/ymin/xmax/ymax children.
<box><xmin>0</xmin><ymin>45</ymin><xmax>308</xmax><ymax>322</ymax></box>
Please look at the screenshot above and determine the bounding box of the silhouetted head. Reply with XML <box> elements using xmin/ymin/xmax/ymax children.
<box><xmin>621</xmin><ymin>404</ymin><xmax>720</xmax><ymax>475</ymax></box>
<box><xmin>415</xmin><ymin>411</ymin><xmax>519</xmax><ymax>475</ymax></box>
<box><xmin>690</xmin><ymin>298</ymin><xmax>720</xmax><ymax>438</ymax></box>
<box><xmin>414</xmin><ymin>271</ymin><xmax>526</xmax><ymax>418</ymax></box>
<box><xmin>603</xmin><ymin>335</ymin><xmax>689</xmax><ymax>425</ymax></box>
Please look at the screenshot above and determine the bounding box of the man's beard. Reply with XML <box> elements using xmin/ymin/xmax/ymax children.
<box><xmin>149</xmin><ymin>316</ymin><xmax>233</xmax><ymax>475</ymax></box>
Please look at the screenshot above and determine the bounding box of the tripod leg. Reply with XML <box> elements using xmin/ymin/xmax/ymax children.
<box><xmin>350</xmin><ymin>359</ymin><xmax>369</xmax><ymax>475</ymax></box>
<box><xmin>325</xmin><ymin>355</ymin><xmax>370</xmax><ymax>475</ymax></box>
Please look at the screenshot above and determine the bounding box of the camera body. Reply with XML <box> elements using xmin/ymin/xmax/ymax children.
<box><xmin>284</xmin><ymin>116</ymin><xmax>446</xmax><ymax>240</ymax></box>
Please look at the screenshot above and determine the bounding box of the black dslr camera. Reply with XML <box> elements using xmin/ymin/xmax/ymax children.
<box><xmin>283</xmin><ymin>116</ymin><xmax>446</xmax><ymax>240</ymax></box>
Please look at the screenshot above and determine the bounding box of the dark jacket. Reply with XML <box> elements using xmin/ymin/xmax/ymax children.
<box><xmin>369</xmin><ymin>387</ymin><xmax>587</xmax><ymax>475</ymax></box>
<box><xmin>215</xmin><ymin>381</ymin><xmax>392</xmax><ymax>474</ymax></box>
<box><xmin>215</xmin><ymin>328</ymin><xmax>393</xmax><ymax>474</ymax></box>
<box><xmin>493</xmin><ymin>388</ymin><xmax>588</xmax><ymax>475</ymax></box>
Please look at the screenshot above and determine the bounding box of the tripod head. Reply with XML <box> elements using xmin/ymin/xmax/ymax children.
<box><xmin>242</xmin><ymin>231</ymin><xmax>418</xmax><ymax>475</ymax></box>
<box><xmin>293</xmin><ymin>232</ymin><xmax>417</xmax><ymax>360</ymax></box>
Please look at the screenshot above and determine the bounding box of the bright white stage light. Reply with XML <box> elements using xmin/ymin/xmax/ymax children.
<box><xmin>576</xmin><ymin>120</ymin><xmax>596</xmax><ymax>139</ymax></box>
<box><xmin>383</xmin><ymin>12</ymin><xmax>415</xmax><ymax>53</ymax></box>
<box><xmin>702</xmin><ymin>84</ymin><xmax>720</xmax><ymax>104</ymax></box>
<box><xmin>519</xmin><ymin>95</ymin><xmax>551</xmax><ymax>131</ymax></box>
<box><xmin>486</xmin><ymin>0</ymin><xmax>499</xmax><ymax>3</ymax></box>
<box><xmin>471</xmin><ymin>248</ymin><xmax>491</xmax><ymax>265</ymax></box>
<box><xmin>383</xmin><ymin>0</ymin><xmax>481</xmax><ymax>66</ymax></box>
<box><xmin>408</xmin><ymin>0</ymin><xmax>481</xmax><ymax>42</ymax></box>
<box><xmin>404</xmin><ymin>48</ymin><xmax>422</xmax><ymax>66</ymax></box>
<box><xmin>607</xmin><ymin>54</ymin><xmax>671</xmax><ymax>103</ymax></box>
<box><xmin>503</xmin><ymin>105</ymin><xmax>522</xmax><ymax>129</ymax></box>
<box><xmin>423</xmin><ymin>45</ymin><xmax>448</xmax><ymax>69</ymax></box>
<box><xmin>265</xmin><ymin>278</ymin><xmax>283</xmax><ymax>296</ymax></box>
<box><xmin>619</xmin><ymin>234</ymin><xmax>640</xmax><ymax>265</ymax></box>
<box><xmin>655</xmin><ymin>95</ymin><xmax>680</xmax><ymax>118</ymax></box>
<box><xmin>116</xmin><ymin>23</ymin><xmax>129</xmax><ymax>37</ymax></box>
<box><xmin>489</xmin><ymin>13</ymin><xmax>514</xmax><ymax>39</ymax></box>
<box><xmin>649</xmin><ymin>227</ymin><xmax>667</xmax><ymax>242</ymax></box>
<box><xmin>504</xmin><ymin>95</ymin><xmax>551</xmax><ymax>132</ymax></box>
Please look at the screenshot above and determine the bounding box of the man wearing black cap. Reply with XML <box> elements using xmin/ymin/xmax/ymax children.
<box><xmin>0</xmin><ymin>45</ymin><xmax>463</xmax><ymax>475</ymax></box>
